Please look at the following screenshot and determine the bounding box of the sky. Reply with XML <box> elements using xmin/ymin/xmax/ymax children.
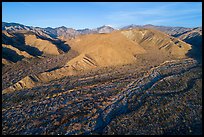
<box><xmin>2</xmin><ymin>2</ymin><xmax>202</xmax><ymax>29</ymax></box>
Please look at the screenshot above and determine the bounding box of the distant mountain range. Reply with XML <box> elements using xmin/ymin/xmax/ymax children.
<box><xmin>3</xmin><ymin>22</ymin><xmax>201</xmax><ymax>42</ymax></box>
<box><xmin>2</xmin><ymin>22</ymin><xmax>115</xmax><ymax>40</ymax></box>
<box><xmin>120</xmin><ymin>24</ymin><xmax>202</xmax><ymax>38</ymax></box>
<box><xmin>2</xmin><ymin>21</ymin><xmax>201</xmax><ymax>39</ymax></box>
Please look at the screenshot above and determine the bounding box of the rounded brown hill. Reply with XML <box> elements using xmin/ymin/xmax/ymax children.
<box><xmin>65</xmin><ymin>31</ymin><xmax>146</xmax><ymax>70</ymax></box>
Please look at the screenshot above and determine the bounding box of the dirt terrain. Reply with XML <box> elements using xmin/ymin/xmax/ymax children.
<box><xmin>2</xmin><ymin>27</ymin><xmax>202</xmax><ymax>135</ymax></box>
<box><xmin>2</xmin><ymin>58</ymin><xmax>202</xmax><ymax>135</ymax></box>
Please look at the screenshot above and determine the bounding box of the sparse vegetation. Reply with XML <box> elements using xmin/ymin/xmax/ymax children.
<box><xmin>2</xmin><ymin>23</ymin><xmax>202</xmax><ymax>135</ymax></box>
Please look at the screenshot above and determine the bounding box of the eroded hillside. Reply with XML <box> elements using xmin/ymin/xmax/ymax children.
<box><xmin>2</xmin><ymin>30</ymin><xmax>70</xmax><ymax>66</ymax></box>
<box><xmin>2</xmin><ymin>28</ymin><xmax>192</xmax><ymax>93</ymax></box>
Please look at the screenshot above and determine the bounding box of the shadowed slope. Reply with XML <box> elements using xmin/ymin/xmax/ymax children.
<box><xmin>2</xmin><ymin>47</ymin><xmax>25</xmax><ymax>63</ymax></box>
<box><xmin>178</xmin><ymin>28</ymin><xmax>202</xmax><ymax>63</ymax></box>
<box><xmin>2</xmin><ymin>30</ymin><xmax>71</xmax><ymax>66</ymax></box>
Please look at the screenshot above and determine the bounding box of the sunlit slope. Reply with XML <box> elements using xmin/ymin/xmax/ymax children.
<box><xmin>66</xmin><ymin>31</ymin><xmax>146</xmax><ymax>69</ymax></box>
<box><xmin>121</xmin><ymin>28</ymin><xmax>191</xmax><ymax>58</ymax></box>
<box><xmin>24</xmin><ymin>34</ymin><xmax>60</xmax><ymax>55</ymax></box>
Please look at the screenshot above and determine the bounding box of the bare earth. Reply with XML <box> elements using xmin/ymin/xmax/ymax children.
<box><xmin>2</xmin><ymin>28</ymin><xmax>202</xmax><ymax>135</ymax></box>
<box><xmin>2</xmin><ymin>58</ymin><xmax>202</xmax><ymax>135</ymax></box>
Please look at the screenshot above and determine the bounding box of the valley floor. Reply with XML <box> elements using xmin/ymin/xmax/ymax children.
<box><xmin>2</xmin><ymin>58</ymin><xmax>202</xmax><ymax>135</ymax></box>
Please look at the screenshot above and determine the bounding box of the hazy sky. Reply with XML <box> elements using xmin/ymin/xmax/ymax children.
<box><xmin>2</xmin><ymin>2</ymin><xmax>202</xmax><ymax>29</ymax></box>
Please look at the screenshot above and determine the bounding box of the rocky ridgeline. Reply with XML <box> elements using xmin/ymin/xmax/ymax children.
<box><xmin>2</xmin><ymin>22</ymin><xmax>115</xmax><ymax>40</ymax></box>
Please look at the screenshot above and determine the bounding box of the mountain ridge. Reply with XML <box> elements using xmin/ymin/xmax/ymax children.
<box><xmin>2</xmin><ymin>22</ymin><xmax>115</xmax><ymax>39</ymax></box>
